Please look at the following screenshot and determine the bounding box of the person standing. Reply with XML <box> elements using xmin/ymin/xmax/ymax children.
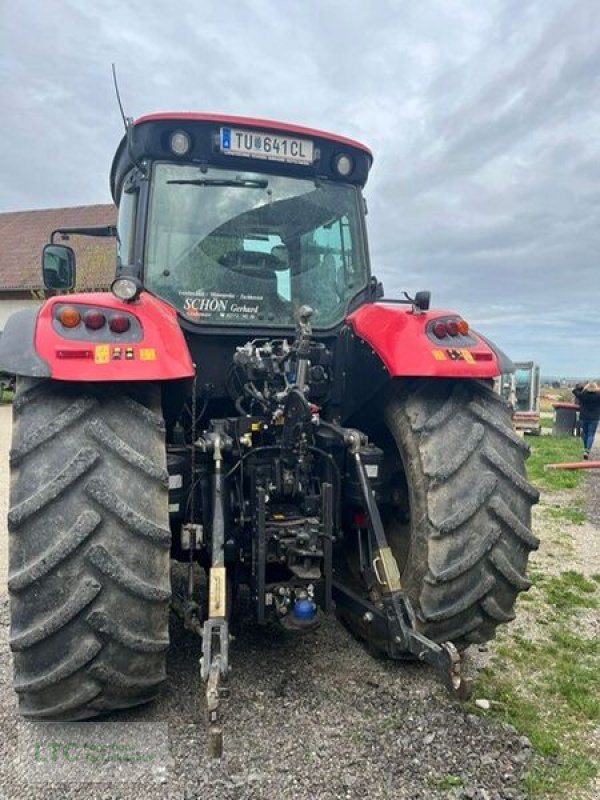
<box><xmin>573</xmin><ymin>382</ymin><xmax>600</xmax><ymax>459</ymax></box>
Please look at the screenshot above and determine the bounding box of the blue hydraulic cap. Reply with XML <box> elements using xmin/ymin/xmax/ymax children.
<box><xmin>293</xmin><ymin>598</ymin><xmax>317</xmax><ymax>621</ymax></box>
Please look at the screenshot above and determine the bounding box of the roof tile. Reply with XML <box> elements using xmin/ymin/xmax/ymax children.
<box><xmin>0</xmin><ymin>205</ymin><xmax>117</xmax><ymax>291</ymax></box>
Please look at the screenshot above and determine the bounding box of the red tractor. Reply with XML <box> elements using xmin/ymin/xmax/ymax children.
<box><xmin>0</xmin><ymin>113</ymin><xmax>539</xmax><ymax>755</ymax></box>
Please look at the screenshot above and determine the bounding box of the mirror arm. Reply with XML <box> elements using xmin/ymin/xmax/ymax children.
<box><xmin>50</xmin><ymin>225</ymin><xmax>117</xmax><ymax>244</ymax></box>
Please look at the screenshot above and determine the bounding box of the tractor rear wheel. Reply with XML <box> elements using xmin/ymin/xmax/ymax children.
<box><xmin>338</xmin><ymin>378</ymin><xmax>539</xmax><ymax>652</ymax></box>
<box><xmin>8</xmin><ymin>378</ymin><xmax>171</xmax><ymax>719</ymax></box>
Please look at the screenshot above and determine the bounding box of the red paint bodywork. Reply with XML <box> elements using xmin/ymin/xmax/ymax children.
<box><xmin>34</xmin><ymin>294</ymin><xmax>501</xmax><ymax>383</ymax></box>
<box><xmin>134</xmin><ymin>112</ymin><xmax>373</xmax><ymax>157</ymax></box>
<box><xmin>35</xmin><ymin>292</ymin><xmax>194</xmax><ymax>382</ymax></box>
<box><xmin>347</xmin><ymin>304</ymin><xmax>502</xmax><ymax>378</ymax></box>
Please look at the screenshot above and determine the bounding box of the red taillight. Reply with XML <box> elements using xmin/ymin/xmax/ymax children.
<box><xmin>58</xmin><ymin>307</ymin><xmax>81</xmax><ymax>328</ymax></box>
<box><xmin>109</xmin><ymin>315</ymin><xmax>131</xmax><ymax>333</ymax></box>
<box><xmin>432</xmin><ymin>321</ymin><xmax>447</xmax><ymax>339</ymax></box>
<box><xmin>83</xmin><ymin>310</ymin><xmax>106</xmax><ymax>330</ymax></box>
<box><xmin>446</xmin><ymin>320</ymin><xmax>459</xmax><ymax>336</ymax></box>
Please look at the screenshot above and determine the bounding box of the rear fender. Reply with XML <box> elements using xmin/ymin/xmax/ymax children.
<box><xmin>340</xmin><ymin>303</ymin><xmax>512</xmax><ymax>420</ymax></box>
<box><xmin>0</xmin><ymin>309</ymin><xmax>51</xmax><ymax>378</ymax></box>
<box><xmin>347</xmin><ymin>303</ymin><xmax>512</xmax><ymax>378</ymax></box>
<box><xmin>0</xmin><ymin>292</ymin><xmax>194</xmax><ymax>381</ymax></box>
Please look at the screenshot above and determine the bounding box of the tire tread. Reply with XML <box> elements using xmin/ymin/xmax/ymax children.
<box><xmin>377</xmin><ymin>378</ymin><xmax>539</xmax><ymax>650</ymax></box>
<box><xmin>8</xmin><ymin>379</ymin><xmax>170</xmax><ymax>720</ymax></box>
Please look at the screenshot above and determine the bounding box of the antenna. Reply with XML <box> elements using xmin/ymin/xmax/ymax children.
<box><xmin>111</xmin><ymin>63</ymin><xmax>130</xmax><ymax>132</ymax></box>
<box><xmin>110</xmin><ymin>64</ymin><xmax>146</xmax><ymax>177</ymax></box>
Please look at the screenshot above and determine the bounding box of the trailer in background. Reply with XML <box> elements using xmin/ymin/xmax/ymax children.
<box><xmin>495</xmin><ymin>361</ymin><xmax>541</xmax><ymax>435</ymax></box>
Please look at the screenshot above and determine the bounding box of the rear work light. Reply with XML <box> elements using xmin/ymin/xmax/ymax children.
<box><xmin>334</xmin><ymin>153</ymin><xmax>354</xmax><ymax>177</ymax></box>
<box><xmin>58</xmin><ymin>307</ymin><xmax>81</xmax><ymax>328</ymax></box>
<box><xmin>83</xmin><ymin>310</ymin><xmax>106</xmax><ymax>330</ymax></box>
<box><xmin>109</xmin><ymin>314</ymin><xmax>131</xmax><ymax>334</ymax></box>
<box><xmin>170</xmin><ymin>130</ymin><xmax>191</xmax><ymax>156</ymax></box>
<box><xmin>111</xmin><ymin>276</ymin><xmax>142</xmax><ymax>302</ymax></box>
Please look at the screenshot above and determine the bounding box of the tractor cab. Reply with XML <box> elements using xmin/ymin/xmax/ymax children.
<box><xmin>109</xmin><ymin>114</ymin><xmax>374</xmax><ymax>331</ymax></box>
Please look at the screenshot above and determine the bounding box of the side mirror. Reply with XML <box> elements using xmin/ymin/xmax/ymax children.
<box><xmin>42</xmin><ymin>243</ymin><xmax>76</xmax><ymax>290</ymax></box>
<box><xmin>414</xmin><ymin>290</ymin><xmax>431</xmax><ymax>311</ymax></box>
<box><xmin>369</xmin><ymin>276</ymin><xmax>384</xmax><ymax>300</ymax></box>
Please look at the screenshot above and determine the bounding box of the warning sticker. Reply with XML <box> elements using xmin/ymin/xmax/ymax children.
<box><xmin>95</xmin><ymin>345</ymin><xmax>110</xmax><ymax>364</ymax></box>
<box><xmin>140</xmin><ymin>348</ymin><xmax>157</xmax><ymax>361</ymax></box>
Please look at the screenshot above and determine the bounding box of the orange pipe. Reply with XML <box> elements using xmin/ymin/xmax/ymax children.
<box><xmin>545</xmin><ymin>461</ymin><xmax>600</xmax><ymax>470</ymax></box>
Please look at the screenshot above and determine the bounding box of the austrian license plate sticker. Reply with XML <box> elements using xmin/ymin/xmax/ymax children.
<box><xmin>220</xmin><ymin>127</ymin><xmax>314</xmax><ymax>165</ymax></box>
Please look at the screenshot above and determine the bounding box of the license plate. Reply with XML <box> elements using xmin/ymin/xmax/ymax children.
<box><xmin>220</xmin><ymin>127</ymin><xmax>314</xmax><ymax>165</ymax></box>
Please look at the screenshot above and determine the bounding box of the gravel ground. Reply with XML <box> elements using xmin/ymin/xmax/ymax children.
<box><xmin>0</xmin><ymin>403</ymin><xmax>595</xmax><ymax>800</ymax></box>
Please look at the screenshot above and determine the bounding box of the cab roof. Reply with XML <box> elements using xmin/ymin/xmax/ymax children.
<box><xmin>134</xmin><ymin>112</ymin><xmax>373</xmax><ymax>156</ymax></box>
<box><xmin>110</xmin><ymin>112</ymin><xmax>373</xmax><ymax>201</ymax></box>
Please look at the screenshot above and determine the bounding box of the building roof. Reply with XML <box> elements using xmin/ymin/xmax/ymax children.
<box><xmin>0</xmin><ymin>205</ymin><xmax>117</xmax><ymax>292</ymax></box>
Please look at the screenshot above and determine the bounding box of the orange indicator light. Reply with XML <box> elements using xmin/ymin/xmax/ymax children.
<box><xmin>58</xmin><ymin>307</ymin><xmax>81</xmax><ymax>328</ymax></box>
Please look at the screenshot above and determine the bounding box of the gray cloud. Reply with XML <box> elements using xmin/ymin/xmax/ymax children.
<box><xmin>1</xmin><ymin>0</ymin><xmax>598</xmax><ymax>376</ymax></box>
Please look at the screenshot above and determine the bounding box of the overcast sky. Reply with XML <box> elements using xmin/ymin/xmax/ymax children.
<box><xmin>1</xmin><ymin>0</ymin><xmax>599</xmax><ymax>376</ymax></box>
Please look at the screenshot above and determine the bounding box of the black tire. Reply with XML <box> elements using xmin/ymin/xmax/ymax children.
<box><xmin>8</xmin><ymin>378</ymin><xmax>171</xmax><ymax>719</ymax></box>
<box><xmin>339</xmin><ymin>379</ymin><xmax>540</xmax><ymax>651</ymax></box>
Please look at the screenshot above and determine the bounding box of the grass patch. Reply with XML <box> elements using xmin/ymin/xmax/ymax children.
<box><xmin>544</xmin><ymin>506</ymin><xmax>586</xmax><ymax>525</ymax></box>
<box><xmin>541</xmin><ymin>571</ymin><xmax>598</xmax><ymax>609</ymax></box>
<box><xmin>524</xmin><ymin>753</ymin><xmax>598</xmax><ymax>798</ymax></box>
<box><xmin>525</xmin><ymin>435</ymin><xmax>586</xmax><ymax>490</ymax></box>
<box><xmin>428</xmin><ymin>774</ymin><xmax>465</xmax><ymax>790</ymax></box>
<box><xmin>471</xmin><ymin>571</ymin><xmax>600</xmax><ymax>798</ymax></box>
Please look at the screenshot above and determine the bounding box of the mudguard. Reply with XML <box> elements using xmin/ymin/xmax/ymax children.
<box><xmin>0</xmin><ymin>309</ymin><xmax>51</xmax><ymax>377</ymax></box>
<box><xmin>0</xmin><ymin>292</ymin><xmax>194</xmax><ymax>382</ymax></box>
<box><xmin>347</xmin><ymin>303</ymin><xmax>513</xmax><ymax>379</ymax></box>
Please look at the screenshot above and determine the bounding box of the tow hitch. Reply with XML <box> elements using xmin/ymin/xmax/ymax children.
<box><xmin>201</xmin><ymin>612</ymin><xmax>229</xmax><ymax>759</ymax></box>
<box><xmin>192</xmin><ymin>422</ymin><xmax>471</xmax><ymax>758</ymax></box>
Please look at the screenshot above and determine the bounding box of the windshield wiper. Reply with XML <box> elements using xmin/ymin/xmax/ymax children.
<box><xmin>166</xmin><ymin>178</ymin><xmax>268</xmax><ymax>189</ymax></box>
